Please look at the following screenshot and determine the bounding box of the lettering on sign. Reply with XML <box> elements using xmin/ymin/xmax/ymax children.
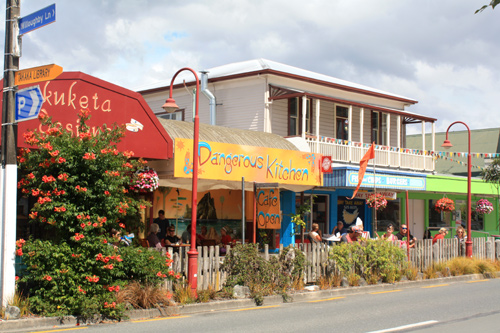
<box><xmin>256</xmin><ymin>188</ymin><xmax>281</xmax><ymax>229</ymax></box>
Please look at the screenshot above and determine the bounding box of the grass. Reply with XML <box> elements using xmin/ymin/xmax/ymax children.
<box><xmin>0</xmin><ymin>292</ymin><xmax>31</xmax><ymax>319</ymax></box>
<box><xmin>172</xmin><ymin>282</ymin><xmax>196</xmax><ymax>305</ymax></box>
<box><xmin>116</xmin><ymin>282</ymin><xmax>173</xmax><ymax>309</ymax></box>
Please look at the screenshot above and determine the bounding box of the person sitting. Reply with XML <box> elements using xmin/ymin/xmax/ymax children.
<box><xmin>206</xmin><ymin>227</ymin><xmax>220</xmax><ymax>244</ymax></box>
<box><xmin>181</xmin><ymin>224</ymin><xmax>192</xmax><ymax>244</ymax></box>
<box><xmin>433</xmin><ymin>227</ymin><xmax>448</xmax><ymax>245</ymax></box>
<box><xmin>147</xmin><ymin>223</ymin><xmax>162</xmax><ymax>249</ymax></box>
<box><xmin>308</xmin><ymin>223</ymin><xmax>322</xmax><ymax>243</ymax></box>
<box><xmin>164</xmin><ymin>226</ymin><xmax>182</xmax><ymax>253</ymax></box>
<box><xmin>153</xmin><ymin>209</ymin><xmax>169</xmax><ymax>240</ymax></box>
<box><xmin>395</xmin><ymin>224</ymin><xmax>417</xmax><ymax>248</ymax></box>
<box><xmin>381</xmin><ymin>223</ymin><xmax>398</xmax><ymax>241</ymax></box>
<box><xmin>196</xmin><ymin>225</ymin><xmax>208</xmax><ymax>246</ymax></box>
<box><xmin>455</xmin><ymin>225</ymin><xmax>466</xmax><ymax>243</ymax></box>
<box><xmin>340</xmin><ymin>226</ymin><xmax>362</xmax><ymax>243</ymax></box>
<box><xmin>220</xmin><ymin>226</ymin><xmax>233</xmax><ymax>245</ymax></box>
<box><xmin>332</xmin><ymin>221</ymin><xmax>347</xmax><ymax>237</ymax></box>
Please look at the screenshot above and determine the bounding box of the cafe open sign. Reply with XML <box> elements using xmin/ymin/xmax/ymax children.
<box><xmin>257</xmin><ymin>188</ymin><xmax>281</xmax><ymax>229</ymax></box>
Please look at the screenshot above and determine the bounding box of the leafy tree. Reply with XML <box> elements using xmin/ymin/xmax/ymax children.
<box><xmin>476</xmin><ymin>0</ymin><xmax>500</xmax><ymax>13</ymax></box>
<box><xmin>16</xmin><ymin>109</ymin><xmax>177</xmax><ymax>319</ymax></box>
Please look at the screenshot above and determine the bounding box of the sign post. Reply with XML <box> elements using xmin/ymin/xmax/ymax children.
<box><xmin>18</xmin><ymin>4</ymin><xmax>56</xmax><ymax>35</ymax></box>
<box><xmin>15</xmin><ymin>64</ymin><xmax>62</xmax><ymax>86</ymax></box>
<box><xmin>15</xmin><ymin>85</ymin><xmax>44</xmax><ymax>122</ymax></box>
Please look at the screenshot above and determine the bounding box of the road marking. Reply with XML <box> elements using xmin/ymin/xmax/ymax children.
<box><xmin>231</xmin><ymin>305</ymin><xmax>280</xmax><ymax>311</ymax></box>
<box><xmin>29</xmin><ymin>328</ymin><xmax>88</xmax><ymax>333</ymax></box>
<box><xmin>422</xmin><ymin>283</ymin><xmax>449</xmax><ymax>289</ymax></box>
<box><xmin>308</xmin><ymin>296</ymin><xmax>345</xmax><ymax>303</ymax></box>
<box><xmin>367</xmin><ymin>320</ymin><xmax>438</xmax><ymax>332</ymax></box>
<box><xmin>467</xmin><ymin>279</ymin><xmax>489</xmax><ymax>283</ymax></box>
<box><xmin>370</xmin><ymin>290</ymin><xmax>402</xmax><ymax>295</ymax></box>
<box><xmin>132</xmin><ymin>315</ymin><xmax>190</xmax><ymax>323</ymax></box>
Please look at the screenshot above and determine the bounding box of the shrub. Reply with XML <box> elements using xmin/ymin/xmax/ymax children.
<box><xmin>16</xmin><ymin>110</ymin><xmax>177</xmax><ymax>319</ymax></box>
<box><xmin>329</xmin><ymin>239</ymin><xmax>407</xmax><ymax>284</ymax></box>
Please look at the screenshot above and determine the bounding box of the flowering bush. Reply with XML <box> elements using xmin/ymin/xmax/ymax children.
<box><xmin>129</xmin><ymin>168</ymin><xmax>159</xmax><ymax>193</ymax></box>
<box><xmin>435</xmin><ymin>197</ymin><xmax>455</xmax><ymax>212</ymax></box>
<box><xmin>16</xmin><ymin>109</ymin><xmax>178</xmax><ymax>319</ymax></box>
<box><xmin>476</xmin><ymin>199</ymin><xmax>494</xmax><ymax>215</ymax></box>
<box><xmin>366</xmin><ymin>193</ymin><xmax>387</xmax><ymax>211</ymax></box>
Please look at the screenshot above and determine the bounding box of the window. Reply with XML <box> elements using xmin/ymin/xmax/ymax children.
<box><xmin>336</xmin><ymin>106</ymin><xmax>349</xmax><ymax>140</ymax></box>
<box><xmin>288</xmin><ymin>97</ymin><xmax>312</xmax><ymax>136</ymax></box>
<box><xmin>381</xmin><ymin>114</ymin><xmax>388</xmax><ymax>146</ymax></box>
<box><xmin>371</xmin><ymin>111</ymin><xmax>380</xmax><ymax>144</ymax></box>
<box><xmin>157</xmin><ymin>109</ymin><xmax>184</xmax><ymax>121</ymax></box>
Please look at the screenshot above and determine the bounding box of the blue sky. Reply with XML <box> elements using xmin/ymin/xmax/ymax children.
<box><xmin>2</xmin><ymin>0</ymin><xmax>499</xmax><ymax>133</ymax></box>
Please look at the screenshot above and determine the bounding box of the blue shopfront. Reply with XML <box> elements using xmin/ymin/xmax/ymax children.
<box><xmin>283</xmin><ymin>167</ymin><xmax>428</xmax><ymax>245</ymax></box>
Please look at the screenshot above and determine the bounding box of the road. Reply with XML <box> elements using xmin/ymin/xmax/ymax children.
<box><xmin>25</xmin><ymin>278</ymin><xmax>500</xmax><ymax>333</ymax></box>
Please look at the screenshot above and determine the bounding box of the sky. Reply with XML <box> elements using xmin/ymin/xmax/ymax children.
<box><xmin>1</xmin><ymin>0</ymin><xmax>499</xmax><ymax>134</ymax></box>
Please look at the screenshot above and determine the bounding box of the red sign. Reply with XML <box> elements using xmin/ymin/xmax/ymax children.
<box><xmin>321</xmin><ymin>156</ymin><xmax>332</xmax><ymax>173</ymax></box>
<box><xmin>1</xmin><ymin>72</ymin><xmax>173</xmax><ymax>160</ymax></box>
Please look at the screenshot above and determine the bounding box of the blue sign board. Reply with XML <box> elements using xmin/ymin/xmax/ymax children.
<box><xmin>15</xmin><ymin>86</ymin><xmax>44</xmax><ymax>122</ymax></box>
<box><xmin>19</xmin><ymin>4</ymin><xmax>56</xmax><ymax>35</ymax></box>
<box><xmin>346</xmin><ymin>171</ymin><xmax>426</xmax><ymax>190</ymax></box>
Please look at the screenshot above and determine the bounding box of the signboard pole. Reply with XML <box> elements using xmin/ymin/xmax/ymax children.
<box><xmin>0</xmin><ymin>0</ymin><xmax>20</xmax><ymax>307</ymax></box>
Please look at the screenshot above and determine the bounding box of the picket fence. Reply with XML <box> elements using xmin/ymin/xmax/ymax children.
<box><xmin>159</xmin><ymin>237</ymin><xmax>500</xmax><ymax>290</ymax></box>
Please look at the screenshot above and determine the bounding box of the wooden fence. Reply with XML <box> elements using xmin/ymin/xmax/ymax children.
<box><xmin>160</xmin><ymin>238</ymin><xmax>500</xmax><ymax>290</ymax></box>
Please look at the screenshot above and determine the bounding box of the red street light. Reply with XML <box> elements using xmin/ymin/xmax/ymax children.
<box><xmin>162</xmin><ymin>68</ymin><xmax>200</xmax><ymax>294</ymax></box>
<box><xmin>441</xmin><ymin>121</ymin><xmax>472</xmax><ymax>258</ymax></box>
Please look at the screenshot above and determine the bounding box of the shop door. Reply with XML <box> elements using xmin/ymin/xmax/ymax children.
<box><xmin>408</xmin><ymin>199</ymin><xmax>425</xmax><ymax>239</ymax></box>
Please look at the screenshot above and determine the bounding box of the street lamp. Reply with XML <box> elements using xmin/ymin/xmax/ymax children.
<box><xmin>441</xmin><ymin>121</ymin><xmax>472</xmax><ymax>258</ymax></box>
<box><xmin>162</xmin><ymin>68</ymin><xmax>200</xmax><ymax>294</ymax></box>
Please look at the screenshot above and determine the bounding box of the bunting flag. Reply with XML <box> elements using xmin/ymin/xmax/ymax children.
<box><xmin>349</xmin><ymin>142</ymin><xmax>375</xmax><ymax>200</ymax></box>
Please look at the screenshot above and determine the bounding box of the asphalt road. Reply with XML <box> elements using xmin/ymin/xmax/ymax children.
<box><xmin>24</xmin><ymin>278</ymin><xmax>500</xmax><ymax>333</ymax></box>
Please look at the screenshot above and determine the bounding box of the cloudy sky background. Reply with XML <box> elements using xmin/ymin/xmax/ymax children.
<box><xmin>1</xmin><ymin>0</ymin><xmax>499</xmax><ymax>134</ymax></box>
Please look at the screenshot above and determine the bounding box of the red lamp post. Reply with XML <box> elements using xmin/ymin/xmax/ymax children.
<box><xmin>162</xmin><ymin>68</ymin><xmax>200</xmax><ymax>293</ymax></box>
<box><xmin>441</xmin><ymin>121</ymin><xmax>472</xmax><ymax>258</ymax></box>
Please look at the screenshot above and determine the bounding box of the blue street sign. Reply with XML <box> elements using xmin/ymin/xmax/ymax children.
<box><xmin>19</xmin><ymin>4</ymin><xmax>56</xmax><ymax>35</ymax></box>
<box><xmin>15</xmin><ymin>86</ymin><xmax>44</xmax><ymax>122</ymax></box>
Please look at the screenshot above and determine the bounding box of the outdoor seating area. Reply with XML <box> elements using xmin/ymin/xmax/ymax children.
<box><xmin>158</xmin><ymin>237</ymin><xmax>500</xmax><ymax>290</ymax></box>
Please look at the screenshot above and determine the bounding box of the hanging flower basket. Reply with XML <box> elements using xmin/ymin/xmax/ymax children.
<box><xmin>435</xmin><ymin>197</ymin><xmax>455</xmax><ymax>213</ymax></box>
<box><xmin>476</xmin><ymin>199</ymin><xmax>494</xmax><ymax>215</ymax></box>
<box><xmin>367</xmin><ymin>193</ymin><xmax>387</xmax><ymax>211</ymax></box>
<box><xmin>129</xmin><ymin>168</ymin><xmax>159</xmax><ymax>193</ymax></box>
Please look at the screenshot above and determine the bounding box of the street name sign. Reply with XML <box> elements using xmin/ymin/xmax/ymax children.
<box><xmin>18</xmin><ymin>4</ymin><xmax>56</xmax><ymax>35</ymax></box>
<box><xmin>15</xmin><ymin>64</ymin><xmax>63</xmax><ymax>86</ymax></box>
<box><xmin>15</xmin><ymin>86</ymin><xmax>44</xmax><ymax>122</ymax></box>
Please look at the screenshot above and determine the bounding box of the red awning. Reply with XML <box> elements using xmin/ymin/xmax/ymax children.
<box><xmin>0</xmin><ymin>71</ymin><xmax>173</xmax><ymax>160</ymax></box>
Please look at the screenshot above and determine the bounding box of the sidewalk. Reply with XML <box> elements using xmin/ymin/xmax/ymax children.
<box><xmin>0</xmin><ymin>273</ymin><xmax>490</xmax><ymax>332</ymax></box>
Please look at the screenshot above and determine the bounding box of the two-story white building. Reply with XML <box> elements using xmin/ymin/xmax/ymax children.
<box><xmin>139</xmin><ymin>59</ymin><xmax>437</xmax><ymax>246</ymax></box>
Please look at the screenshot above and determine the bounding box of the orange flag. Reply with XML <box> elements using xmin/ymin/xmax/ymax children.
<box><xmin>349</xmin><ymin>142</ymin><xmax>375</xmax><ymax>200</ymax></box>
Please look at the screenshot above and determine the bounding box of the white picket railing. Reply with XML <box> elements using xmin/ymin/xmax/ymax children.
<box><xmin>305</xmin><ymin>137</ymin><xmax>435</xmax><ymax>172</ymax></box>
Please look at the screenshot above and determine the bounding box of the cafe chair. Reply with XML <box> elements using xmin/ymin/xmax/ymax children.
<box><xmin>201</xmin><ymin>239</ymin><xmax>216</xmax><ymax>247</ymax></box>
<box><xmin>140</xmin><ymin>239</ymin><xmax>149</xmax><ymax>248</ymax></box>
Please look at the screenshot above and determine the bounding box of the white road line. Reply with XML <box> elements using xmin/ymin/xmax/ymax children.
<box><xmin>367</xmin><ymin>320</ymin><xmax>438</xmax><ymax>332</ymax></box>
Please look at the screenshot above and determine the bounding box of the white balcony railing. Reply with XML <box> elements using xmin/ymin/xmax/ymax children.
<box><xmin>306</xmin><ymin>137</ymin><xmax>434</xmax><ymax>172</ymax></box>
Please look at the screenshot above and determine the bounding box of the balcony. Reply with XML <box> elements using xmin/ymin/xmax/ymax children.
<box><xmin>305</xmin><ymin>136</ymin><xmax>434</xmax><ymax>172</ymax></box>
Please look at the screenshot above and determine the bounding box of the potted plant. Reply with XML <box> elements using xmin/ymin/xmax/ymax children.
<box><xmin>367</xmin><ymin>193</ymin><xmax>387</xmax><ymax>211</ymax></box>
<box><xmin>435</xmin><ymin>197</ymin><xmax>455</xmax><ymax>213</ymax></box>
<box><xmin>130</xmin><ymin>167</ymin><xmax>159</xmax><ymax>193</ymax></box>
<box><xmin>476</xmin><ymin>199</ymin><xmax>494</xmax><ymax>215</ymax></box>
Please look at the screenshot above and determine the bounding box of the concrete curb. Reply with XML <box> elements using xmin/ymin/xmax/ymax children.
<box><xmin>0</xmin><ymin>273</ymin><xmax>496</xmax><ymax>331</ymax></box>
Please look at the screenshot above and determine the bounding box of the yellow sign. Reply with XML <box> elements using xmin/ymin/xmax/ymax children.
<box><xmin>174</xmin><ymin>138</ymin><xmax>322</xmax><ymax>186</ymax></box>
<box><xmin>256</xmin><ymin>188</ymin><xmax>281</xmax><ymax>229</ymax></box>
<box><xmin>15</xmin><ymin>64</ymin><xmax>63</xmax><ymax>85</ymax></box>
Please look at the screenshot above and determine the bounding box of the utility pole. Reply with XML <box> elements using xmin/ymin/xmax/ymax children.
<box><xmin>0</xmin><ymin>0</ymin><xmax>20</xmax><ymax>306</ymax></box>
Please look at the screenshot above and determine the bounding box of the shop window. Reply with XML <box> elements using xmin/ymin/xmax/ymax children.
<box><xmin>456</xmin><ymin>200</ymin><xmax>484</xmax><ymax>231</ymax></box>
<box><xmin>429</xmin><ymin>199</ymin><xmax>452</xmax><ymax>230</ymax></box>
<box><xmin>336</xmin><ymin>106</ymin><xmax>349</xmax><ymax>140</ymax></box>
<box><xmin>375</xmin><ymin>199</ymin><xmax>400</xmax><ymax>234</ymax></box>
<box><xmin>371</xmin><ymin>111</ymin><xmax>380</xmax><ymax>144</ymax></box>
<box><xmin>288</xmin><ymin>97</ymin><xmax>312</xmax><ymax>136</ymax></box>
<box><xmin>429</xmin><ymin>199</ymin><xmax>484</xmax><ymax>232</ymax></box>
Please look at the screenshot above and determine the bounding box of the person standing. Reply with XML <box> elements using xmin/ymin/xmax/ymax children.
<box><xmin>154</xmin><ymin>210</ymin><xmax>169</xmax><ymax>240</ymax></box>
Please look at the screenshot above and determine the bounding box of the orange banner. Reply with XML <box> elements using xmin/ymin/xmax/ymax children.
<box><xmin>256</xmin><ymin>188</ymin><xmax>281</xmax><ymax>229</ymax></box>
<box><xmin>174</xmin><ymin>138</ymin><xmax>322</xmax><ymax>186</ymax></box>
